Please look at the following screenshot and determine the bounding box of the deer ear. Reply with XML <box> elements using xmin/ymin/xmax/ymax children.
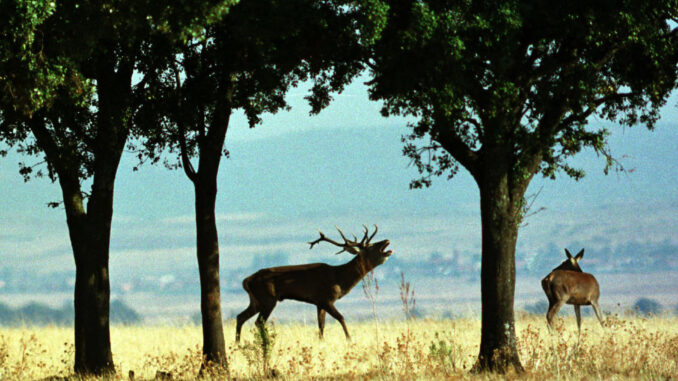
<box><xmin>565</xmin><ymin>248</ymin><xmax>573</xmax><ymax>259</ymax></box>
<box><xmin>345</xmin><ymin>246</ymin><xmax>362</xmax><ymax>255</ymax></box>
<box><xmin>575</xmin><ymin>249</ymin><xmax>584</xmax><ymax>261</ymax></box>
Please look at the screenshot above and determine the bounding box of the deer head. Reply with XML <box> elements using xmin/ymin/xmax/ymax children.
<box><xmin>308</xmin><ymin>224</ymin><xmax>392</xmax><ymax>267</ymax></box>
<box><xmin>553</xmin><ymin>248</ymin><xmax>584</xmax><ymax>272</ymax></box>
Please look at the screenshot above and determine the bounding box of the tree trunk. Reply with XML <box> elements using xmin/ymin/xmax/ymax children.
<box><xmin>194</xmin><ymin>177</ymin><xmax>227</xmax><ymax>370</ymax></box>
<box><xmin>72</xmin><ymin>238</ymin><xmax>114</xmax><ymax>375</ymax></box>
<box><xmin>472</xmin><ymin>169</ymin><xmax>525</xmax><ymax>373</ymax></box>
<box><xmin>61</xmin><ymin>182</ymin><xmax>115</xmax><ymax>376</ymax></box>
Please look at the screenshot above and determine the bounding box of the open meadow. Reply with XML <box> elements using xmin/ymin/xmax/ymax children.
<box><xmin>0</xmin><ymin>314</ymin><xmax>676</xmax><ymax>380</ymax></box>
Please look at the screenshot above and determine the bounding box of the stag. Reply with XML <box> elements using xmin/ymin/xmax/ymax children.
<box><xmin>235</xmin><ymin>225</ymin><xmax>392</xmax><ymax>342</ymax></box>
<box><xmin>541</xmin><ymin>248</ymin><xmax>604</xmax><ymax>335</ymax></box>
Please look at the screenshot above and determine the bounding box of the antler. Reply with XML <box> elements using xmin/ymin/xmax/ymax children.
<box><xmin>308</xmin><ymin>227</ymin><xmax>360</xmax><ymax>255</ymax></box>
<box><xmin>368</xmin><ymin>224</ymin><xmax>378</xmax><ymax>243</ymax></box>
<box><xmin>358</xmin><ymin>224</ymin><xmax>379</xmax><ymax>245</ymax></box>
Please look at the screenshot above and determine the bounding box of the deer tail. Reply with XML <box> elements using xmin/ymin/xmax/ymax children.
<box><xmin>541</xmin><ymin>274</ymin><xmax>553</xmax><ymax>296</ymax></box>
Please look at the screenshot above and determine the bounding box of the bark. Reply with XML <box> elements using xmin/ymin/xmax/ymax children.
<box><xmin>471</xmin><ymin>163</ymin><xmax>525</xmax><ymax>373</ymax></box>
<box><xmin>60</xmin><ymin>174</ymin><xmax>117</xmax><ymax>375</ymax></box>
<box><xmin>194</xmin><ymin>176</ymin><xmax>227</xmax><ymax>369</ymax></box>
<box><xmin>72</xmin><ymin>231</ymin><xmax>114</xmax><ymax>375</ymax></box>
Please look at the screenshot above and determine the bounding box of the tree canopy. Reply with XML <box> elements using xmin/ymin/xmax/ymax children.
<box><xmin>368</xmin><ymin>0</ymin><xmax>678</xmax><ymax>189</ymax></box>
<box><xmin>133</xmin><ymin>0</ymin><xmax>369</xmax><ymax>167</ymax></box>
<box><xmin>0</xmin><ymin>0</ymin><xmax>236</xmax><ymax>184</ymax></box>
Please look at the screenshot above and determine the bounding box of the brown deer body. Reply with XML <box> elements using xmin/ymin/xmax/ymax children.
<box><xmin>235</xmin><ymin>225</ymin><xmax>392</xmax><ymax>342</ymax></box>
<box><xmin>541</xmin><ymin>249</ymin><xmax>604</xmax><ymax>335</ymax></box>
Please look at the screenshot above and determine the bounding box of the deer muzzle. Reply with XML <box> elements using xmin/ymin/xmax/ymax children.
<box><xmin>380</xmin><ymin>240</ymin><xmax>393</xmax><ymax>256</ymax></box>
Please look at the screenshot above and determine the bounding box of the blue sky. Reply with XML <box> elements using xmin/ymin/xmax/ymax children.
<box><xmin>0</xmin><ymin>77</ymin><xmax>677</xmax><ymax>280</ymax></box>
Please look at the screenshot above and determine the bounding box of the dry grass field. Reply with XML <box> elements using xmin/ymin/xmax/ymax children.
<box><xmin>0</xmin><ymin>314</ymin><xmax>677</xmax><ymax>380</ymax></box>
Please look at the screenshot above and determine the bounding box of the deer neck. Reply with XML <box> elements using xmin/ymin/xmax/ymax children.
<box><xmin>553</xmin><ymin>264</ymin><xmax>583</xmax><ymax>272</ymax></box>
<box><xmin>334</xmin><ymin>256</ymin><xmax>373</xmax><ymax>295</ymax></box>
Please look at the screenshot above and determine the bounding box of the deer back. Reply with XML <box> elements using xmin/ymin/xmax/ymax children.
<box><xmin>244</xmin><ymin>262</ymin><xmax>341</xmax><ymax>303</ymax></box>
<box><xmin>543</xmin><ymin>270</ymin><xmax>600</xmax><ymax>304</ymax></box>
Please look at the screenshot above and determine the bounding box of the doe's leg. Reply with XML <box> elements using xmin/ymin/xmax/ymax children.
<box><xmin>546</xmin><ymin>299</ymin><xmax>566</xmax><ymax>331</ymax></box>
<box><xmin>591</xmin><ymin>299</ymin><xmax>605</xmax><ymax>329</ymax></box>
<box><xmin>574</xmin><ymin>305</ymin><xmax>582</xmax><ymax>341</ymax></box>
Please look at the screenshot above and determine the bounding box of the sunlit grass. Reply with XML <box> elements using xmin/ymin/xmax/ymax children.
<box><xmin>0</xmin><ymin>315</ymin><xmax>677</xmax><ymax>380</ymax></box>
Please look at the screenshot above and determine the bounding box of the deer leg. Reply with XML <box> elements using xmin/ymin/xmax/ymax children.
<box><xmin>574</xmin><ymin>305</ymin><xmax>582</xmax><ymax>339</ymax></box>
<box><xmin>324</xmin><ymin>303</ymin><xmax>350</xmax><ymax>340</ymax></box>
<box><xmin>591</xmin><ymin>300</ymin><xmax>604</xmax><ymax>328</ymax></box>
<box><xmin>236</xmin><ymin>303</ymin><xmax>258</xmax><ymax>343</ymax></box>
<box><xmin>317</xmin><ymin>307</ymin><xmax>326</xmax><ymax>339</ymax></box>
<box><xmin>254</xmin><ymin>300</ymin><xmax>276</xmax><ymax>332</ymax></box>
<box><xmin>546</xmin><ymin>299</ymin><xmax>566</xmax><ymax>331</ymax></box>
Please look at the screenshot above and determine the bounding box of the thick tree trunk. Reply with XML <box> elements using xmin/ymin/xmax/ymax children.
<box><xmin>194</xmin><ymin>177</ymin><xmax>227</xmax><ymax>370</ymax></box>
<box><xmin>61</xmin><ymin>181</ymin><xmax>115</xmax><ymax>376</ymax></box>
<box><xmin>72</xmin><ymin>238</ymin><xmax>114</xmax><ymax>375</ymax></box>
<box><xmin>472</xmin><ymin>170</ymin><xmax>525</xmax><ymax>373</ymax></box>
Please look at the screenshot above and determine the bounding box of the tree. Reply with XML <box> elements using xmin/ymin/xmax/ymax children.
<box><xmin>365</xmin><ymin>0</ymin><xmax>678</xmax><ymax>372</ymax></box>
<box><xmin>633</xmin><ymin>297</ymin><xmax>663</xmax><ymax>316</ymax></box>
<box><xmin>134</xmin><ymin>0</ymin><xmax>368</xmax><ymax>370</ymax></box>
<box><xmin>0</xmin><ymin>0</ymin><xmax>232</xmax><ymax>375</ymax></box>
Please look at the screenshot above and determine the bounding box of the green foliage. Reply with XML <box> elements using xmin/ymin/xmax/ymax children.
<box><xmin>428</xmin><ymin>331</ymin><xmax>462</xmax><ymax>373</ymax></box>
<box><xmin>0</xmin><ymin>0</ymin><xmax>236</xmax><ymax>184</ymax></box>
<box><xmin>367</xmin><ymin>0</ymin><xmax>678</xmax><ymax>188</ymax></box>
<box><xmin>240</xmin><ymin>321</ymin><xmax>278</xmax><ymax>378</ymax></box>
<box><xmin>134</xmin><ymin>0</ymin><xmax>370</xmax><ymax>169</ymax></box>
<box><xmin>255</xmin><ymin>320</ymin><xmax>276</xmax><ymax>364</ymax></box>
<box><xmin>0</xmin><ymin>0</ymin><xmax>60</xmax><ymax>116</ymax></box>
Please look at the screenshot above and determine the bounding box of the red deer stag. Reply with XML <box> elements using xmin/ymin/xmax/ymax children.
<box><xmin>235</xmin><ymin>225</ymin><xmax>392</xmax><ymax>342</ymax></box>
<box><xmin>541</xmin><ymin>248</ymin><xmax>604</xmax><ymax>335</ymax></box>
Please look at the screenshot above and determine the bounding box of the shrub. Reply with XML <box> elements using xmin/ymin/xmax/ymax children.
<box><xmin>633</xmin><ymin>298</ymin><xmax>663</xmax><ymax>316</ymax></box>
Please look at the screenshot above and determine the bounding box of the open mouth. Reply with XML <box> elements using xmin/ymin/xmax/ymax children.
<box><xmin>381</xmin><ymin>240</ymin><xmax>393</xmax><ymax>256</ymax></box>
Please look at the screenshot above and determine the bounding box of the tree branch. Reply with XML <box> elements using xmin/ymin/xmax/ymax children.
<box><xmin>170</xmin><ymin>61</ymin><xmax>198</xmax><ymax>183</ymax></box>
<box><xmin>432</xmin><ymin>121</ymin><xmax>479</xmax><ymax>178</ymax></box>
<box><xmin>177</xmin><ymin>120</ymin><xmax>198</xmax><ymax>183</ymax></box>
<box><xmin>560</xmin><ymin>91</ymin><xmax>636</xmax><ymax>127</ymax></box>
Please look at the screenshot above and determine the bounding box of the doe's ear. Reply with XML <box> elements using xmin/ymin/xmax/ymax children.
<box><xmin>564</xmin><ymin>248</ymin><xmax>573</xmax><ymax>259</ymax></box>
<box><xmin>575</xmin><ymin>249</ymin><xmax>585</xmax><ymax>261</ymax></box>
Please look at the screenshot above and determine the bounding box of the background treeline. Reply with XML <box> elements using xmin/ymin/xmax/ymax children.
<box><xmin>0</xmin><ymin>300</ymin><xmax>141</xmax><ymax>326</ymax></box>
<box><xmin>523</xmin><ymin>297</ymin><xmax>676</xmax><ymax>317</ymax></box>
<box><xmin>1</xmin><ymin>297</ymin><xmax>673</xmax><ymax>326</ymax></box>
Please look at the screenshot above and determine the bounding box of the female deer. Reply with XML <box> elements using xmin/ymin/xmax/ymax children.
<box><xmin>541</xmin><ymin>248</ymin><xmax>604</xmax><ymax>335</ymax></box>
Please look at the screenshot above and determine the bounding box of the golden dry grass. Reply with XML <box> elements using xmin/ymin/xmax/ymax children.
<box><xmin>0</xmin><ymin>314</ymin><xmax>677</xmax><ymax>380</ymax></box>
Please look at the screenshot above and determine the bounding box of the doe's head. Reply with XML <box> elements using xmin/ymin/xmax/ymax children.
<box><xmin>554</xmin><ymin>248</ymin><xmax>584</xmax><ymax>272</ymax></box>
